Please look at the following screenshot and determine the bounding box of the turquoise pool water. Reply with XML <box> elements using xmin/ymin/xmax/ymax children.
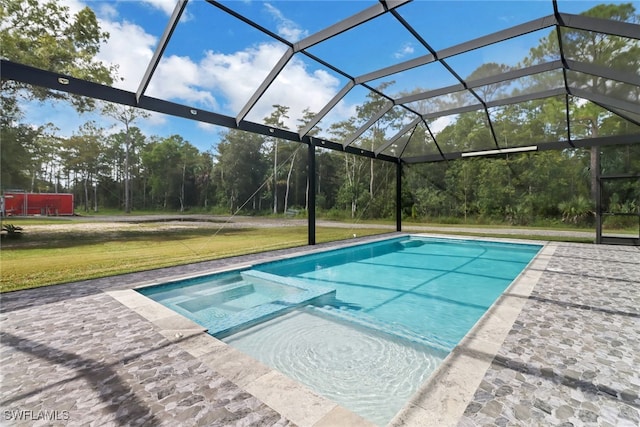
<box><xmin>138</xmin><ymin>236</ymin><xmax>541</xmax><ymax>425</ymax></box>
<box><xmin>255</xmin><ymin>236</ymin><xmax>541</xmax><ymax>349</ymax></box>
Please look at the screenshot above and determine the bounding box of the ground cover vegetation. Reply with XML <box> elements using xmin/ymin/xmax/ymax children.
<box><xmin>0</xmin><ymin>224</ymin><xmax>391</xmax><ymax>292</ymax></box>
<box><xmin>1</xmin><ymin>2</ymin><xmax>638</xmax><ymax>227</ymax></box>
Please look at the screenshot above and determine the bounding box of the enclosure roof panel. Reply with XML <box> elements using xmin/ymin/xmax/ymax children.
<box><xmin>2</xmin><ymin>0</ymin><xmax>639</xmax><ymax>163</ymax></box>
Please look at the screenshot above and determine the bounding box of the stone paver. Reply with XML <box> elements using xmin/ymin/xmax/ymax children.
<box><xmin>0</xmin><ymin>292</ymin><xmax>293</xmax><ymax>426</ymax></box>
<box><xmin>1</xmin><ymin>235</ymin><xmax>389</xmax><ymax>427</ymax></box>
<box><xmin>1</xmin><ymin>235</ymin><xmax>639</xmax><ymax>426</ymax></box>
<box><xmin>458</xmin><ymin>243</ymin><xmax>640</xmax><ymax>427</ymax></box>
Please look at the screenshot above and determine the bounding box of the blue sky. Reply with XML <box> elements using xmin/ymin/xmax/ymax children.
<box><xmin>23</xmin><ymin>0</ymin><xmax>639</xmax><ymax>152</ymax></box>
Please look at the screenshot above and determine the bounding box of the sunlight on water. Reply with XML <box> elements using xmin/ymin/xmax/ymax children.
<box><xmin>224</xmin><ymin>308</ymin><xmax>446</xmax><ymax>426</ymax></box>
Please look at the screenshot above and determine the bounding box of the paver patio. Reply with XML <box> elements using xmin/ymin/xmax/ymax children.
<box><xmin>1</xmin><ymin>235</ymin><xmax>638</xmax><ymax>426</ymax></box>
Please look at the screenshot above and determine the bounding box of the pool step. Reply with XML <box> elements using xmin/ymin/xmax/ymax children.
<box><xmin>154</xmin><ymin>279</ymin><xmax>247</xmax><ymax>306</ymax></box>
<box><xmin>312</xmin><ymin>305</ymin><xmax>453</xmax><ymax>353</ymax></box>
<box><xmin>207</xmin><ymin>270</ymin><xmax>336</xmax><ymax>338</ymax></box>
<box><xmin>178</xmin><ymin>283</ymin><xmax>258</xmax><ymax>313</ymax></box>
<box><xmin>195</xmin><ymin>280</ymin><xmax>248</xmax><ymax>296</ymax></box>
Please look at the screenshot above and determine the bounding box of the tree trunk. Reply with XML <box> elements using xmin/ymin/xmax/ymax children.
<box><xmin>124</xmin><ymin>131</ymin><xmax>130</xmax><ymax>213</ymax></box>
<box><xmin>305</xmin><ymin>176</ymin><xmax>309</xmax><ymax>211</ymax></box>
<box><xmin>284</xmin><ymin>151</ymin><xmax>297</xmax><ymax>214</ymax></box>
<box><xmin>83</xmin><ymin>175</ymin><xmax>89</xmax><ymax>212</ymax></box>
<box><xmin>179</xmin><ymin>161</ymin><xmax>186</xmax><ymax>213</ymax></box>
<box><xmin>273</xmin><ymin>140</ymin><xmax>278</xmax><ymax>214</ymax></box>
<box><xmin>93</xmin><ymin>169</ymin><xmax>98</xmax><ymax>212</ymax></box>
<box><xmin>370</xmin><ymin>158</ymin><xmax>374</xmax><ymax>197</ymax></box>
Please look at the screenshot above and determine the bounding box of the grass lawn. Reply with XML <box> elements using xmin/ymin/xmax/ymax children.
<box><xmin>3</xmin><ymin>214</ymin><xmax>633</xmax><ymax>293</ymax></box>
<box><xmin>0</xmin><ymin>226</ymin><xmax>387</xmax><ymax>292</ymax></box>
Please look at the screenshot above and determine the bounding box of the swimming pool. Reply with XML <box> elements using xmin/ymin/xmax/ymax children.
<box><xmin>138</xmin><ymin>235</ymin><xmax>541</xmax><ymax>425</ymax></box>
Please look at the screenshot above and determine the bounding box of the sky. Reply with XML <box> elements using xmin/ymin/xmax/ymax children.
<box><xmin>20</xmin><ymin>0</ymin><xmax>639</xmax><ymax>153</ymax></box>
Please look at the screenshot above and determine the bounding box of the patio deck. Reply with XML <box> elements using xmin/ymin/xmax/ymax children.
<box><xmin>1</xmin><ymin>235</ymin><xmax>638</xmax><ymax>426</ymax></box>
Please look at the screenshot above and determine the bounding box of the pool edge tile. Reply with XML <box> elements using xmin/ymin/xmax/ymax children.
<box><xmin>110</xmin><ymin>289</ymin><xmax>368</xmax><ymax>427</ymax></box>
<box><xmin>200</xmin><ymin>344</ymin><xmax>273</xmax><ymax>388</ymax></box>
<box><xmin>313</xmin><ymin>405</ymin><xmax>377</xmax><ymax>427</ymax></box>
<box><xmin>243</xmin><ymin>370</ymin><xmax>339</xmax><ymax>427</ymax></box>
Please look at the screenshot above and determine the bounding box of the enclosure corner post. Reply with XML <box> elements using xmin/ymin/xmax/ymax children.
<box><xmin>308</xmin><ymin>142</ymin><xmax>316</xmax><ymax>245</ymax></box>
<box><xmin>594</xmin><ymin>148</ymin><xmax>602</xmax><ymax>244</ymax></box>
<box><xmin>396</xmin><ymin>161</ymin><xmax>402</xmax><ymax>232</ymax></box>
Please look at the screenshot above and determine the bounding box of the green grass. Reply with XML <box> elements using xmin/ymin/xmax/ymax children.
<box><xmin>3</xmin><ymin>213</ymin><xmax>633</xmax><ymax>293</ymax></box>
<box><xmin>1</xmin><ymin>217</ymin><xmax>76</xmax><ymax>226</ymax></box>
<box><xmin>0</xmin><ymin>226</ymin><xmax>387</xmax><ymax>292</ymax></box>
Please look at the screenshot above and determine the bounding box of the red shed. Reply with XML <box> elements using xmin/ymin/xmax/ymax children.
<box><xmin>2</xmin><ymin>192</ymin><xmax>74</xmax><ymax>216</ymax></box>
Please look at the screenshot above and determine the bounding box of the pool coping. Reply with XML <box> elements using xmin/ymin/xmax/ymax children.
<box><xmin>109</xmin><ymin>233</ymin><xmax>550</xmax><ymax>427</ymax></box>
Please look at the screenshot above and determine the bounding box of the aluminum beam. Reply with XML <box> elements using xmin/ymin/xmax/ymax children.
<box><xmin>402</xmin><ymin>133</ymin><xmax>639</xmax><ymax>164</ymax></box>
<box><xmin>294</xmin><ymin>0</ymin><xmax>410</xmax><ymax>52</ymax></box>
<box><xmin>559</xmin><ymin>12</ymin><xmax>640</xmax><ymax>39</ymax></box>
<box><xmin>342</xmin><ymin>101</ymin><xmax>394</xmax><ymax>147</ymax></box>
<box><xmin>569</xmin><ymin>87</ymin><xmax>640</xmax><ymax>115</ymax></box>
<box><xmin>603</xmin><ymin>105</ymin><xmax>640</xmax><ymax>128</ymax></box>
<box><xmin>206</xmin><ymin>0</ymin><xmax>290</xmax><ymax>46</ymax></box>
<box><xmin>566</xmin><ymin>60</ymin><xmax>640</xmax><ymax>87</ymax></box>
<box><xmin>354</xmin><ymin>15</ymin><xmax>557</xmax><ymax>86</ymax></box>
<box><xmin>395</xmin><ymin>61</ymin><xmax>562</xmax><ymax>105</ymax></box>
<box><xmin>485</xmin><ymin>87</ymin><xmax>568</xmax><ymax>109</ymax></box>
<box><xmin>553</xmin><ymin>0</ymin><xmax>572</xmax><ymax>146</ymax></box>
<box><xmin>419</xmin><ymin>88</ymin><xmax>567</xmax><ymax>120</ymax></box>
<box><xmin>396</xmin><ymin>161</ymin><xmax>402</xmax><ymax>232</ymax></box>
<box><xmin>422</xmin><ymin>103</ymin><xmax>484</xmax><ymax>120</ymax></box>
<box><xmin>136</xmin><ymin>0</ymin><xmax>187</xmax><ymax>103</ymax></box>
<box><xmin>235</xmin><ymin>48</ymin><xmax>294</xmax><ymax>125</ymax></box>
<box><xmin>438</xmin><ymin>15</ymin><xmax>558</xmax><ymax>60</ymax></box>
<box><xmin>299</xmin><ymin>80</ymin><xmax>355</xmax><ymax>138</ymax></box>
<box><xmin>307</xmin><ymin>142</ymin><xmax>316</xmax><ymax>245</ymax></box>
<box><xmin>375</xmin><ymin>117</ymin><xmax>421</xmax><ymax>155</ymax></box>
<box><xmin>468</xmin><ymin>61</ymin><xmax>564</xmax><ymax>90</ymax></box>
<box><xmin>355</xmin><ymin>54</ymin><xmax>436</xmax><ymax>84</ymax></box>
<box><xmin>1</xmin><ymin>60</ymin><xmax>404</xmax><ymax>163</ymax></box>
<box><xmin>396</xmin><ymin>84</ymin><xmax>465</xmax><ymax>106</ymax></box>
<box><xmin>397</xmin><ymin>125</ymin><xmax>420</xmax><ymax>159</ymax></box>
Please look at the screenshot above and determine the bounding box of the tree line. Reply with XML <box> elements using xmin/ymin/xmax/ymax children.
<box><xmin>1</xmin><ymin>0</ymin><xmax>638</xmax><ymax>226</ymax></box>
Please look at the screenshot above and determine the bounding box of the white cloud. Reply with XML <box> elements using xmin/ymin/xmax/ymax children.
<box><xmin>96</xmin><ymin>2</ymin><xmax>119</xmax><ymax>20</ymax></box>
<box><xmin>57</xmin><ymin>0</ymin><xmax>85</xmax><ymax>15</ymax></box>
<box><xmin>197</xmin><ymin>42</ymin><xmax>290</xmax><ymax>113</ymax></box>
<box><xmin>139</xmin><ymin>0</ymin><xmax>176</xmax><ymax>16</ymax></box>
<box><xmin>97</xmin><ymin>19</ymin><xmax>157</xmax><ymax>91</ymax></box>
<box><xmin>263</xmin><ymin>3</ymin><xmax>309</xmax><ymax>42</ymax></box>
<box><xmin>70</xmin><ymin>1</ymin><xmax>343</xmax><ymax>135</ymax></box>
<box><xmin>197</xmin><ymin>122</ymin><xmax>217</xmax><ymax>132</ymax></box>
<box><xmin>149</xmin><ymin>54</ymin><xmax>219</xmax><ymax>108</ymax></box>
<box><xmin>394</xmin><ymin>42</ymin><xmax>415</xmax><ymax>59</ymax></box>
<box><xmin>241</xmin><ymin>50</ymin><xmax>341</xmax><ymax>128</ymax></box>
<box><xmin>429</xmin><ymin>115</ymin><xmax>454</xmax><ymax>135</ymax></box>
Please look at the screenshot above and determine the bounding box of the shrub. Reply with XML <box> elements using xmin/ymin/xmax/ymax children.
<box><xmin>1</xmin><ymin>224</ymin><xmax>24</xmax><ymax>239</ymax></box>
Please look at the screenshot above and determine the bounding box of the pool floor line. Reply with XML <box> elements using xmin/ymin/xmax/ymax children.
<box><xmin>108</xmin><ymin>288</ymin><xmax>375</xmax><ymax>427</ymax></box>
<box><xmin>388</xmin><ymin>242</ymin><xmax>557</xmax><ymax>426</ymax></box>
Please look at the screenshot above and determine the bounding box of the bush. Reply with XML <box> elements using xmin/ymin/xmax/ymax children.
<box><xmin>1</xmin><ymin>224</ymin><xmax>23</xmax><ymax>239</ymax></box>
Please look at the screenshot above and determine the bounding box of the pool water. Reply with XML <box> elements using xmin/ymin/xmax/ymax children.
<box><xmin>225</xmin><ymin>307</ymin><xmax>447</xmax><ymax>426</ymax></box>
<box><xmin>138</xmin><ymin>236</ymin><xmax>541</xmax><ymax>425</ymax></box>
<box><xmin>137</xmin><ymin>269</ymin><xmax>340</xmax><ymax>336</ymax></box>
<box><xmin>256</xmin><ymin>236</ymin><xmax>541</xmax><ymax>349</ymax></box>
